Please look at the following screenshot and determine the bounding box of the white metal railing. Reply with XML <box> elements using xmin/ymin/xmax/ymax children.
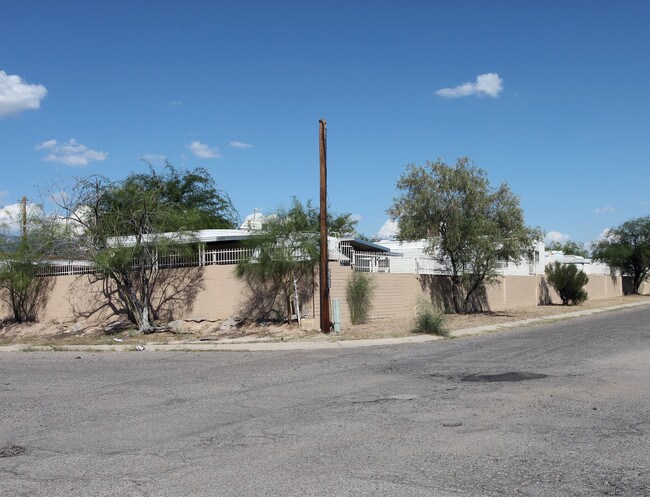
<box><xmin>203</xmin><ymin>247</ymin><xmax>255</xmax><ymax>265</ymax></box>
<box><xmin>37</xmin><ymin>262</ymin><xmax>95</xmax><ymax>277</ymax></box>
<box><xmin>36</xmin><ymin>247</ymin><xmax>257</xmax><ymax>277</ymax></box>
<box><xmin>352</xmin><ymin>251</ymin><xmax>391</xmax><ymax>273</ymax></box>
<box><xmin>416</xmin><ymin>257</ymin><xmax>449</xmax><ymax>275</ymax></box>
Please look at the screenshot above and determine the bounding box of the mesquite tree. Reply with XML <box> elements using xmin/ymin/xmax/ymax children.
<box><xmin>389</xmin><ymin>157</ymin><xmax>539</xmax><ymax>313</ymax></box>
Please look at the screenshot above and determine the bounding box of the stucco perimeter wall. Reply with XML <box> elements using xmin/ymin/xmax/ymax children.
<box><xmin>40</xmin><ymin>274</ymin><xmax>124</xmax><ymax>322</ymax></box>
<box><xmin>23</xmin><ymin>265</ymin><xmax>249</xmax><ymax>323</ymax></box>
<box><xmin>185</xmin><ymin>265</ymin><xmax>247</xmax><ymax>320</ymax></box>
<box><xmin>318</xmin><ymin>265</ymin><xmax>423</xmax><ymax>326</ymax></box>
<box><xmin>640</xmin><ymin>281</ymin><xmax>650</xmax><ymax>294</ymax></box>
<box><xmin>319</xmin><ymin>266</ymin><xmax>625</xmax><ymax>328</ymax></box>
<box><xmin>3</xmin><ymin>265</ymin><xmax>629</xmax><ymax>326</ymax></box>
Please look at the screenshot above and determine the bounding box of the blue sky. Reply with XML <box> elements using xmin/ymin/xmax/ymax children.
<box><xmin>1</xmin><ymin>1</ymin><xmax>649</xmax><ymax>246</ymax></box>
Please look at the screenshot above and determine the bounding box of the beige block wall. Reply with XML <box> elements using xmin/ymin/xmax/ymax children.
<box><xmin>1</xmin><ymin>264</ymin><xmax>631</xmax><ymax>327</ymax></box>
<box><xmin>319</xmin><ymin>265</ymin><xmax>423</xmax><ymax>326</ymax></box>
<box><xmin>9</xmin><ymin>266</ymin><xmax>249</xmax><ymax>323</ymax></box>
<box><xmin>323</xmin><ymin>268</ymin><xmax>626</xmax><ymax>329</ymax></box>
<box><xmin>184</xmin><ymin>265</ymin><xmax>247</xmax><ymax>320</ymax></box>
<box><xmin>538</xmin><ymin>274</ymin><xmax>623</xmax><ymax>305</ymax></box>
<box><xmin>41</xmin><ymin>274</ymin><xmax>124</xmax><ymax>322</ymax></box>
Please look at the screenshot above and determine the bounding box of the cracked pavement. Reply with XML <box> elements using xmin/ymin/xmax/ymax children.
<box><xmin>1</xmin><ymin>305</ymin><xmax>648</xmax><ymax>496</ymax></box>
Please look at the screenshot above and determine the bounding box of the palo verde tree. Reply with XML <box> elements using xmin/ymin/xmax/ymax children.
<box><xmin>59</xmin><ymin>164</ymin><xmax>238</xmax><ymax>332</ymax></box>
<box><xmin>0</xmin><ymin>204</ymin><xmax>60</xmax><ymax>322</ymax></box>
<box><xmin>388</xmin><ymin>157</ymin><xmax>539</xmax><ymax>313</ymax></box>
<box><xmin>591</xmin><ymin>216</ymin><xmax>650</xmax><ymax>294</ymax></box>
<box><xmin>235</xmin><ymin>198</ymin><xmax>356</xmax><ymax>324</ymax></box>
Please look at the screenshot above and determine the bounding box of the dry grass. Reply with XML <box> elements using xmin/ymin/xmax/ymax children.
<box><xmin>1</xmin><ymin>294</ymin><xmax>649</xmax><ymax>346</ymax></box>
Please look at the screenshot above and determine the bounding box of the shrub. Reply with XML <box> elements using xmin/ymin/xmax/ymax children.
<box><xmin>545</xmin><ymin>262</ymin><xmax>589</xmax><ymax>305</ymax></box>
<box><xmin>412</xmin><ymin>301</ymin><xmax>448</xmax><ymax>336</ymax></box>
<box><xmin>346</xmin><ymin>272</ymin><xmax>375</xmax><ymax>325</ymax></box>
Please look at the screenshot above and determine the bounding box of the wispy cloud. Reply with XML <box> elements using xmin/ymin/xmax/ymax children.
<box><xmin>436</xmin><ymin>72</ymin><xmax>503</xmax><ymax>99</ymax></box>
<box><xmin>376</xmin><ymin>219</ymin><xmax>398</xmax><ymax>240</ymax></box>
<box><xmin>36</xmin><ymin>139</ymin><xmax>108</xmax><ymax>166</ymax></box>
<box><xmin>229</xmin><ymin>141</ymin><xmax>254</xmax><ymax>149</ymax></box>
<box><xmin>597</xmin><ymin>228</ymin><xmax>613</xmax><ymax>241</ymax></box>
<box><xmin>187</xmin><ymin>141</ymin><xmax>221</xmax><ymax>159</ymax></box>
<box><xmin>0</xmin><ymin>70</ymin><xmax>48</xmax><ymax>117</ymax></box>
<box><xmin>594</xmin><ymin>206</ymin><xmax>615</xmax><ymax>214</ymax></box>
<box><xmin>169</xmin><ymin>99</ymin><xmax>184</xmax><ymax>106</ymax></box>
<box><xmin>139</xmin><ymin>154</ymin><xmax>167</xmax><ymax>166</ymax></box>
<box><xmin>349</xmin><ymin>214</ymin><xmax>363</xmax><ymax>223</ymax></box>
<box><xmin>544</xmin><ymin>231</ymin><xmax>570</xmax><ymax>244</ymax></box>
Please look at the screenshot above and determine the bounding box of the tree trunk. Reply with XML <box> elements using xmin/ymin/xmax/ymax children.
<box><xmin>450</xmin><ymin>276</ymin><xmax>465</xmax><ymax>314</ymax></box>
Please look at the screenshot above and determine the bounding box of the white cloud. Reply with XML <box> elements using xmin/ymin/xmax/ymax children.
<box><xmin>376</xmin><ymin>219</ymin><xmax>398</xmax><ymax>240</ymax></box>
<box><xmin>139</xmin><ymin>154</ymin><xmax>167</xmax><ymax>166</ymax></box>
<box><xmin>544</xmin><ymin>231</ymin><xmax>570</xmax><ymax>244</ymax></box>
<box><xmin>594</xmin><ymin>206</ymin><xmax>615</xmax><ymax>214</ymax></box>
<box><xmin>436</xmin><ymin>72</ymin><xmax>503</xmax><ymax>99</ymax></box>
<box><xmin>0</xmin><ymin>202</ymin><xmax>45</xmax><ymax>234</ymax></box>
<box><xmin>229</xmin><ymin>141</ymin><xmax>254</xmax><ymax>149</ymax></box>
<box><xmin>0</xmin><ymin>70</ymin><xmax>48</xmax><ymax>117</ymax></box>
<box><xmin>0</xmin><ymin>203</ymin><xmax>20</xmax><ymax>229</ymax></box>
<box><xmin>35</xmin><ymin>139</ymin><xmax>57</xmax><ymax>150</ymax></box>
<box><xmin>187</xmin><ymin>141</ymin><xmax>221</xmax><ymax>159</ymax></box>
<box><xmin>349</xmin><ymin>214</ymin><xmax>363</xmax><ymax>223</ymax></box>
<box><xmin>592</xmin><ymin>228</ymin><xmax>614</xmax><ymax>243</ymax></box>
<box><xmin>36</xmin><ymin>139</ymin><xmax>108</xmax><ymax>167</ymax></box>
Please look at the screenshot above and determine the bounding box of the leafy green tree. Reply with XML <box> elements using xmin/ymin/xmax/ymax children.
<box><xmin>592</xmin><ymin>216</ymin><xmax>650</xmax><ymax>294</ymax></box>
<box><xmin>0</xmin><ymin>240</ymin><xmax>43</xmax><ymax>322</ymax></box>
<box><xmin>388</xmin><ymin>158</ymin><xmax>539</xmax><ymax>313</ymax></box>
<box><xmin>545</xmin><ymin>262</ymin><xmax>589</xmax><ymax>305</ymax></box>
<box><xmin>547</xmin><ymin>240</ymin><xmax>589</xmax><ymax>258</ymax></box>
<box><xmin>235</xmin><ymin>198</ymin><xmax>356</xmax><ymax>324</ymax></box>
<box><xmin>0</xmin><ymin>207</ymin><xmax>60</xmax><ymax>322</ymax></box>
<box><xmin>121</xmin><ymin>163</ymin><xmax>238</xmax><ymax>231</ymax></box>
<box><xmin>59</xmin><ymin>165</ymin><xmax>237</xmax><ymax>332</ymax></box>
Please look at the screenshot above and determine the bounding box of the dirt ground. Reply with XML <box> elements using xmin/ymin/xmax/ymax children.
<box><xmin>2</xmin><ymin>294</ymin><xmax>649</xmax><ymax>347</ymax></box>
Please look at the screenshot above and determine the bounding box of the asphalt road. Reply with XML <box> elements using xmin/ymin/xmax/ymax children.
<box><xmin>1</xmin><ymin>306</ymin><xmax>649</xmax><ymax>497</ymax></box>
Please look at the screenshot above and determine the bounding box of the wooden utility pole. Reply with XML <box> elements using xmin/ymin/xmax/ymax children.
<box><xmin>319</xmin><ymin>120</ymin><xmax>330</xmax><ymax>333</ymax></box>
<box><xmin>21</xmin><ymin>196</ymin><xmax>27</xmax><ymax>241</ymax></box>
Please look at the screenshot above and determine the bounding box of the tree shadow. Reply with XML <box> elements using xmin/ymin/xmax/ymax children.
<box><xmin>419</xmin><ymin>274</ymin><xmax>489</xmax><ymax>313</ymax></box>
<box><xmin>68</xmin><ymin>274</ymin><xmax>129</xmax><ymax>321</ymax></box>
<box><xmin>238</xmin><ymin>274</ymin><xmax>314</xmax><ymax>323</ymax></box>
<box><xmin>0</xmin><ymin>275</ymin><xmax>56</xmax><ymax>322</ymax></box>
<box><xmin>68</xmin><ymin>267</ymin><xmax>204</xmax><ymax>325</ymax></box>
<box><xmin>150</xmin><ymin>266</ymin><xmax>204</xmax><ymax>322</ymax></box>
<box><xmin>538</xmin><ymin>277</ymin><xmax>552</xmax><ymax>305</ymax></box>
<box><xmin>622</xmin><ymin>276</ymin><xmax>635</xmax><ymax>295</ymax></box>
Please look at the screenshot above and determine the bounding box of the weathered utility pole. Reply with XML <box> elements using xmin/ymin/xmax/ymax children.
<box><xmin>319</xmin><ymin>120</ymin><xmax>330</xmax><ymax>333</ymax></box>
<box><xmin>21</xmin><ymin>196</ymin><xmax>27</xmax><ymax>241</ymax></box>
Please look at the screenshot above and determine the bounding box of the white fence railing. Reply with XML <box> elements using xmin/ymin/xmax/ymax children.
<box><xmin>36</xmin><ymin>247</ymin><xmax>257</xmax><ymax>277</ymax></box>
<box><xmin>416</xmin><ymin>257</ymin><xmax>449</xmax><ymax>275</ymax></box>
<box><xmin>351</xmin><ymin>251</ymin><xmax>392</xmax><ymax>273</ymax></box>
<box><xmin>37</xmin><ymin>262</ymin><xmax>96</xmax><ymax>277</ymax></box>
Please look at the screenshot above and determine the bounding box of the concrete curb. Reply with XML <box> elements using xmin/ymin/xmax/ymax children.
<box><xmin>2</xmin><ymin>301</ymin><xmax>649</xmax><ymax>353</ymax></box>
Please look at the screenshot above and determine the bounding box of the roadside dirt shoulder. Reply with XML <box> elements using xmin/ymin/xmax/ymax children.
<box><xmin>1</xmin><ymin>295</ymin><xmax>649</xmax><ymax>347</ymax></box>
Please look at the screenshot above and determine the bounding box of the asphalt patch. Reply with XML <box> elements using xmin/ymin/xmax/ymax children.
<box><xmin>460</xmin><ymin>372</ymin><xmax>548</xmax><ymax>383</ymax></box>
<box><xmin>0</xmin><ymin>444</ymin><xmax>25</xmax><ymax>458</ymax></box>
